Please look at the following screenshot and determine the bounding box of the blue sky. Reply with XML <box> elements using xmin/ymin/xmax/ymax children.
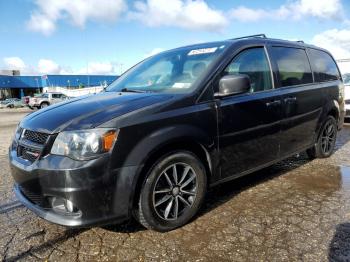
<box><xmin>1</xmin><ymin>0</ymin><xmax>350</xmax><ymax>75</ymax></box>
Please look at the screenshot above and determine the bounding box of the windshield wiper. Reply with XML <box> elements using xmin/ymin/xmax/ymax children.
<box><xmin>120</xmin><ymin>88</ymin><xmax>149</xmax><ymax>93</ymax></box>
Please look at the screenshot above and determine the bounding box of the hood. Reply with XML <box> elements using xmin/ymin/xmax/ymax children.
<box><xmin>21</xmin><ymin>92</ymin><xmax>174</xmax><ymax>133</ymax></box>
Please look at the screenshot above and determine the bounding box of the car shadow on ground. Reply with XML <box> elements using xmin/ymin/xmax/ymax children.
<box><xmin>328</xmin><ymin>223</ymin><xmax>350</xmax><ymax>261</ymax></box>
<box><xmin>198</xmin><ymin>153</ymin><xmax>311</xmax><ymax>217</ymax></box>
<box><xmin>4</xmin><ymin>229</ymin><xmax>87</xmax><ymax>262</ymax></box>
<box><xmin>0</xmin><ymin>201</ymin><xmax>24</xmax><ymax>214</ymax></box>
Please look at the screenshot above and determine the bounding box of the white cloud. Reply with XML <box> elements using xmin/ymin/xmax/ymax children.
<box><xmin>38</xmin><ymin>59</ymin><xmax>62</xmax><ymax>74</ymax></box>
<box><xmin>311</xmin><ymin>29</ymin><xmax>350</xmax><ymax>74</ymax></box>
<box><xmin>294</xmin><ymin>0</ymin><xmax>343</xmax><ymax>20</ymax></box>
<box><xmin>229</xmin><ymin>0</ymin><xmax>344</xmax><ymax>22</ymax></box>
<box><xmin>2</xmin><ymin>57</ymin><xmax>39</xmax><ymax>75</ymax></box>
<box><xmin>2</xmin><ymin>57</ymin><xmax>119</xmax><ymax>75</ymax></box>
<box><xmin>27</xmin><ymin>0</ymin><xmax>127</xmax><ymax>35</ymax></box>
<box><xmin>78</xmin><ymin>62</ymin><xmax>120</xmax><ymax>75</ymax></box>
<box><xmin>3</xmin><ymin>57</ymin><xmax>26</xmax><ymax>70</ymax></box>
<box><xmin>129</xmin><ymin>0</ymin><xmax>228</xmax><ymax>32</ymax></box>
<box><xmin>311</xmin><ymin>29</ymin><xmax>350</xmax><ymax>59</ymax></box>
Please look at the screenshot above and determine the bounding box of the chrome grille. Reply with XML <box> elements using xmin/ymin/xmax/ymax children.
<box><xmin>17</xmin><ymin>145</ymin><xmax>41</xmax><ymax>163</ymax></box>
<box><xmin>23</xmin><ymin>130</ymin><xmax>49</xmax><ymax>144</ymax></box>
<box><xmin>16</xmin><ymin>129</ymin><xmax>50</xmax><ymax>163</ymax></box>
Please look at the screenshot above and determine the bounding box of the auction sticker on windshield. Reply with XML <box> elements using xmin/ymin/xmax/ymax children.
<box><xmin>188</xmin><ymin>47</ymin><xmax>217</xmax><ymax>56</ymax></box>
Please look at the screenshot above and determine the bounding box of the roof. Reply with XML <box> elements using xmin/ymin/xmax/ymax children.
<box><xmin>0</xmin><ymin>75</ymin><xmax>118</xmax><ymax>89</ymax></box>
<box><xmin>0</xmin><ymin>76</ymin><xmax>42</xmax><ymax>89</ymax></box>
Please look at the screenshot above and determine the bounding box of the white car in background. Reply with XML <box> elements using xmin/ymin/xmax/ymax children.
<box><xmin>27</xmin><ymin>92</ymin><xmax>69</xmax><ymax>109</ymax></box>
<box><xmin>343</xmin><ymin>74</ymin><xmax>350</xmax><ymax>120</ymax></box>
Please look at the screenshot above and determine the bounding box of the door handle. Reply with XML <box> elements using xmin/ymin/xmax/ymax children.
<box><xmin>266</xmin><ymin>100</ymin><xmax>281</xmax><ymax>107</ymax></box>
<box><xmin>284</xmin><ymin>97</ymin><xmax>297</xmax><ymax>103</ymax></box>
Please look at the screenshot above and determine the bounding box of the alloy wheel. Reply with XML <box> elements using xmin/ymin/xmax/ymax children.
<box><xmin>152</xmin><ymin>163</ymin><xmax>197</xmax><ymax>221</ymax></box>
<box><xmin>321</xmin><ymin>120</ymin><xmax>336</xmax><ymax>154</ymax></box>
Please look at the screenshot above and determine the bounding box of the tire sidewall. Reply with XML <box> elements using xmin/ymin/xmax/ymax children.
<box><xmin>140</xmin><ymin>151</ymin><xmax>207</xmax><ymax>231</ymax></box>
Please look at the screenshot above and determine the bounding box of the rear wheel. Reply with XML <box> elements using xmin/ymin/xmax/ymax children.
<box><xmin>136</xmin><ymin>151</ymin><xmax>207</xmax><ymax>232</ymax></box>
<box><xmin>306</xmin><ymin>116</ymin><xmax>337</xmax><ymax>159</ymax></box>
<box><xmin>40</xmin><ymin>102</ymin><xmax>49</xmax><ymax>109</ymax></box>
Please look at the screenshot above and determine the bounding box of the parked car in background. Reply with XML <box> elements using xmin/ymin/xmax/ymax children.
<box><xmin>27</xmin><ymin>92</ymin><xmax>69</xmax><ymax>109</ymax></box>
<box><xmin>0</xmin><ymin>98</ymin><xmax>24</xmax><ymax>109</ymax></box>
<box><xmin>343</xmin><ymin>73</ymin><xmax>350</xmax><ymax>119</ymax></box>
<box><xmin>9</xmin><ymin>35</ymin><xmax>345</xmax><ymax>232</ymax></box>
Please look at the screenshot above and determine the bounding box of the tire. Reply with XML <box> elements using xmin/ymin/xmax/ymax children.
<box><xmin>8</xmin><ymin>104</ymin><xmax>14</xmax><ymax>108</ymax></box>
<box><xmin>40</xmin><ymin>102</ymin><xmax>49</xmax><ymax>109</ymax></box>
<box><xmin>306</xmin><ymin>116</ymin><xmax>337</xmax><ymax>159</ymax></box>
<box><xmin>136</xmin><ymin>151</ymin><xmax>207</xmax><ymax>232</ymax></box>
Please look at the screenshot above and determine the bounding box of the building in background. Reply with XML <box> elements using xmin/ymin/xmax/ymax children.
<box><xmin>0</xmin><ymin>74</ymin><xmax>118</xmax><ymax>99</ymax></box>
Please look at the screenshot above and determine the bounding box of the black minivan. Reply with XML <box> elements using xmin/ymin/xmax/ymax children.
<box><xmin>10</xmin><ymin>35</ymin><xmax>345</xmax><ymax>231</ymax></box>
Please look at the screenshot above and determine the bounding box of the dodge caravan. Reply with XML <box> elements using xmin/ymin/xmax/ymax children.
<box><xmin>9</xmin><ymin>35</ymin><xmax>345</xmax><ymax>231</ymax></box>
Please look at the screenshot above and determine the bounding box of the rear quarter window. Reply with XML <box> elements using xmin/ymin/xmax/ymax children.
<box><xmin>271</xmin><ymin>47</ymin><xmax>313</xmax><ymax>87</ymax></box>
<box><xmin>308</xmin><ymin>48</ymin><xmax>340</xmax><ymax>82</ymax></box>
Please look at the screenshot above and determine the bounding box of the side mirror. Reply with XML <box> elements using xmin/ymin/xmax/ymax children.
<box><xmin>214</xmin><ymin>74</ymin><xmax>251</xmax><ymax>98</ymax></box>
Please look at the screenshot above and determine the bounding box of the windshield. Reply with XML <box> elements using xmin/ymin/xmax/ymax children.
<box><xmin>40</xmin><ymin>94</ymin><xmax>49</xmax><ymax>98</ymax></box>
<box><xmin>107</xmin><ymin>43</ymin><xmax>228</xmax><ymax>94</ymax></box>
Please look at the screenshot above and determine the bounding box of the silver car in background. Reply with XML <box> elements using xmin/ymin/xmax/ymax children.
<box><xmin>343</xmin><ymin>74</ymin><xmax>350</xmax><ymax>119</ymax></box>
<box><xmin>0</xmin><ymin>98</ymin><xmax>24</xmax><ymax>109</ymax></box>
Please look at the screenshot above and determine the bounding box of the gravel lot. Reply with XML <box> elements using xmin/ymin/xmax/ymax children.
<box><xmin>1</xmin><ymin>108</ymin><xmax>350</xmax><ymax>261</ymax></box>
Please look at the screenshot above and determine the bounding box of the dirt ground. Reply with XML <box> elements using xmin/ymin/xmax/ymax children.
<box><xmin>1</xmin><ymin>108</ymin><xmax>350</xmax><ymax>261</ymax></box>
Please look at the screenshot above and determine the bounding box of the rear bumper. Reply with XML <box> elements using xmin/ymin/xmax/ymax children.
<box><xmin>9</xmin><ymin>149</ymin><xmax>139</xmax><ymax>228</ymax></box>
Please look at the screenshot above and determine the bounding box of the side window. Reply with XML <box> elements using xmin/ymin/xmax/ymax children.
<box><xmin>308</xmin><ymin>49</ymin><xmax>340</xmax><ymax>82</ymax></box>
<box><xmin>224</xmin><ymin>47</ymin><xmax>272</xmax><ymax>92</ymax></box>
<box><xmin>271</xmin><ymin>47</ymin><xmax>313</xmax><ymax>87</ymax></box>
<box><xmin>51</xmin><ymin>94</ymin><xmax>59</xmax><ymax>98</ymax></box>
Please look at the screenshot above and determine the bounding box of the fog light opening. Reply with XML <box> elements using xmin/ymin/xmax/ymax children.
<box><xmin>50</xmin><ymin>197</ymin><xmax>79</xmax><ymax>215</ymax></box>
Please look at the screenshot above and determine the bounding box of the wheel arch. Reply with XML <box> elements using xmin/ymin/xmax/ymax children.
<box><xmin>126</xmin><ymin>125</ymin><xmax>215</xmax><ymax>211</ymax></box>
<box><xmin>315</xmin><ymin>99</ymin><xmax>340</xmax><ymax>142</ymax></box>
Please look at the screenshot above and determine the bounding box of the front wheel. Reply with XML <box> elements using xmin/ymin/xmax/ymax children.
<box><xmin>136</xmin><ymin>151</ymin><xmax>207</xmax><ymax>232</ymax></box>
<box><xmin>307</xmin><ymin>116</ymin><xmax>337</xmax><ymax>159</ymax></box>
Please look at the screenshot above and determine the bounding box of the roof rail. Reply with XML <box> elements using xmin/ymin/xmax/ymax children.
<box><xmin>296</xmin><ymin>40</ymin><xmax>304</xmax><ymax>43</ymax></box>
<box><xmin>231</xmin><ymin>34</ymin><xmax>267</xmax><ymax>40</ymax></box>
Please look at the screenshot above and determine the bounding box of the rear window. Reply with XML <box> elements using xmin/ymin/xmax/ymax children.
<box><xmin>271</xmin><ymin>47</ymin><xmax>313</xmax><ymax>87</ymax></box>
<box><xmin>308</xmin><ymin>49</ymin><xmax>340</xmax><ymax>82</ymax></box>
<box><xmin>51</xmin><ymin>94</ymin><xmax>61</xmax><ymax>98</ymax></box>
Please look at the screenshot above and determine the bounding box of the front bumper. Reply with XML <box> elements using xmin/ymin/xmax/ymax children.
<box><xmin>9</xmin><ymin>148</ymin><xmax>138</xmax><ymax>227</ymax></box>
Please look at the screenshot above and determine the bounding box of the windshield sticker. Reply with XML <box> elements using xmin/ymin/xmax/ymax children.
<box><xmin>188</xmin><ymin>47</ymin><xmax>218</xmax><ymax>56</ymax></box>
<box><xmin>173</xmin><ymin>83</ymin><xmax>191</xmax><ymax>88</ymax></box>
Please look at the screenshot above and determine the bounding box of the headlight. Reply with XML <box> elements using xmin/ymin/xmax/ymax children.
<box><xmin>51</xmin><ymin>128</ymin><xmax>118</xmax><ymax>160</ymax></box>
<box><xmin>13</xmin><ymin>124</ymin><xmax>23</xmax><ymax>141</ymax></box>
